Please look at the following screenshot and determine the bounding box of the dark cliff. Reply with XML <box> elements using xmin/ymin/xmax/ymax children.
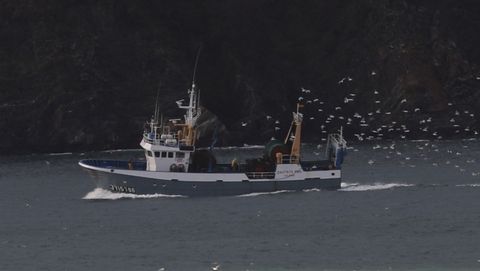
<box><xmin>1</xmin><ymin>0</ymin><xmax>480</xmax><ymax>154</ymax></box>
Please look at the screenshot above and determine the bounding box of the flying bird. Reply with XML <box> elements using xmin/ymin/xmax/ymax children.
<box><xmin>301</xmin><ymin>87</ymin><xmax>311</xmax><ymax>93</ymax></box>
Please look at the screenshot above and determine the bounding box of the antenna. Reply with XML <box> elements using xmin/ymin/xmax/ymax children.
<box><xmin>191</xmin><ymin>46</ymin><xmax>202</xmax><ymax>90</ymax></box>
<box><xmin>197</xmin><ymin>89</ymin><xmax>201</xmax><ymax>109</ymax></box>
<box><xmin>160</xmin><ymin>114</ymin><xmax>164</xmax><ymax>131</ymax></box>
<box><xmin>154</xmin><ymin>83</ymin><xmax>161</xmax><ymax>124</ymax></box>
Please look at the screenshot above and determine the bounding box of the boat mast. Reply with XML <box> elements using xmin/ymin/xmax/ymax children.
<box><xmin>177</xmin><ymin>48</ymin><xmax>202</xmax><ymax>146</ymax></box>
<box><xmin>290</xmin><ymin>103</ymin><xmax>304</xmax><ymax>163</ymax></box>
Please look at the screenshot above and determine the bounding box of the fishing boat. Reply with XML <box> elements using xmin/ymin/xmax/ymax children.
<box><xmin>79</xmin><ymin>81</ymin><xmax>347</xmax><ymax>197</ymax></box>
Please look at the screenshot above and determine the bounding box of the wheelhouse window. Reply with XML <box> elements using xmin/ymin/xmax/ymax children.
<box><xmin>147</xmin><ymin>151</ymin><xmax>153</xmax><ymax>157</ymax></box>
<box><xmin>161</xmin><ymin>152</ymin><xmax>167</xmax><ymax>158</ymax></box>
<box><xmin>168</xmin><ymin>152</ymin><xmax>174</xmax><ymax>158</ymax></box>
<box><xmin>176</xmin><ymin>152</ymin><xmax>185</xmax><ymax>158</ymax></box>
<box><xmin>154</xmin><ymin>151</ymin><xmax>160</xmax><ymax>158</ymax></box>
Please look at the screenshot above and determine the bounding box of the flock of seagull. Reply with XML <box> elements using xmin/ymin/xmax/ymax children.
<box><xmin>242</xmin><ymin>73</ymin><xmax>479</xmax><ymax>178</ymax></box>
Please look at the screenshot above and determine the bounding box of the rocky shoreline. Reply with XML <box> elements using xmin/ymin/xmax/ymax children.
<box><xmin>1</xmin><ymin>1</ymin><xmax>479</xmax><ymax>154</ymax></box>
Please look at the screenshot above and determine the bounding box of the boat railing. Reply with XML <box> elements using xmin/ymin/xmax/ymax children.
<box><xmin>329</xmin><ymin>133</ymin><xmax>347</xmax><ymax>147</ymax></box>
<box><xmin>246</xmin><ymin>172</ymin><xmax>276</xmax><ymax>179</ymax></box>
<box><xmin>143</xmin><ymin>132</ymin><xmax>180</xmax><ymax>146</ymax></box>
<box><xmin>279</xmin><ymin>154</ymin><xmax>299</xmax><ymax>164</ymax></box>
<box><xmin>81</xmin><ymin>159</ymin><xmax>146</xmax><ymax>170</ymax></box>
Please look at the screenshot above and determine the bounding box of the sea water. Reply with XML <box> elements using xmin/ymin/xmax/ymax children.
<box><xmin>1</xmin><ymin>140</ymin><xmax>480</xmax><ymax>271</ymax></box>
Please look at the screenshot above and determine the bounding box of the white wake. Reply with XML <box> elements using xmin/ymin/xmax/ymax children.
<box><xmin>47</xmin><ymin>152</ymin><xmax>73</xmax><ymax>156</ymax></box>
<box><xmin>82</xmin><ymin>188</ymin><xmax>186</xmax><ymax>200</ymax></box>
<box><xmin>339</xmin><ymin>182</ymin><xmax>414</xmax><ymax>191</ymax></box>
<box><xmin>235</xmin><ymin>190</ymin><xmax>294</xmax><ymax>197</ymax></box>
<box><xmin>455</xmin><ymin>184</ymin><xmax>480</xmax><ymax>187</ymax></box>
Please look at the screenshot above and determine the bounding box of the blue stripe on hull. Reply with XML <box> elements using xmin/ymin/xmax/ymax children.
<box><xmin>86</xmin><ymin>170</ymin><xmax>341</xmax><ymax>197</ymax></box>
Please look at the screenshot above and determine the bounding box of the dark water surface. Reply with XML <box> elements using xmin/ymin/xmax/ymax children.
<box><xmin>1</xmin><ymin>140</ymin><xmax>480</xmax><ymax>271</ymax></box>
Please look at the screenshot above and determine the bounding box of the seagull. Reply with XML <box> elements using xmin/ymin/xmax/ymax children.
<box><xmin>354</xmin><ymin>134</ymin><xmax>364</xmax><ymax>141</ymax></box>
<box><xmin>241</xmin><ymin>122</ymin><xmax>248</xmax><ymax>127</ymax></box>
<box><xmin>301</xmin><ymin>87</ymin><xmax>311</xmax><ymax>93</ymax></box>
<box><xmin>275</xmin><ymin>120</ymin><xmax>280</xmax><ymax>124</ymax></box>
<box><xmin>414</xmin><ymin>108</ymin><xmax>420</xmax><ymax>112</ymax></box>
<box><xmin>266</xmin><ymin>115</ymin><xmax>272</xmax><ymax>120</ymax></box>
<box><xmin>338</xmin><ymin>77</ymin><xmax>346</xmax><ymax>84</ymax></box>
<box><xmin>374</xmin><ymin>90</ymin><xmax>379</xmax><ymax>94</ymax></box>
<box><xmin>371</xmin><ymin>71</ymin><xmax>377</xmax><ymax>76</ymax></box>
<box><xmin>335</xmin><ymin>106</ymin><xmax>342</xmax><ymax>111</ymax></box>
<box><xmin>400</xmin><ymin>98</ymin><xmax>407</xmax><ymax>103</ymax></box>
